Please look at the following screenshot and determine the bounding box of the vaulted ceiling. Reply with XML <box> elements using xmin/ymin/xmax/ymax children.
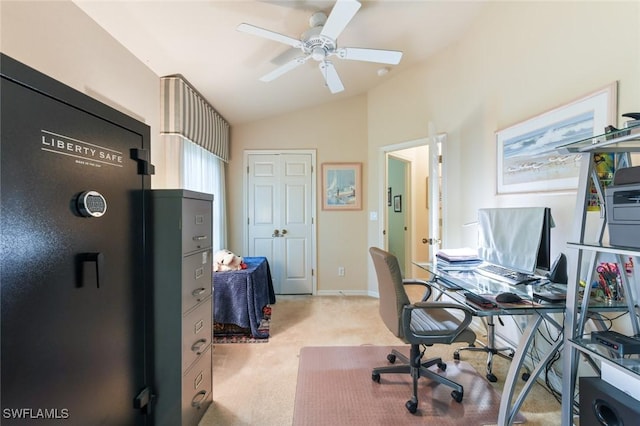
<box><xmin>74</xmin><ymin>1</ymin><xmax>485</xmax><ymax>125</ymax></box>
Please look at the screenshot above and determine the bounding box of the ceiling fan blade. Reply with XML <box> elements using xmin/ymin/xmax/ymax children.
<box><xmin>237</xmin><ymin>23</ymin><xmax>302</xmax><ymax>48</ymax></box>
<box><xmin>320</xmin><ymin>0</ymin><xmax>361</xmax><ymax>41</ymax></box>
<box><xmin>336</xmin><ymin>47</ymin><xmax>403</xmax><ymax>65</ymax></box>
<box><xmin>319</xmin><ymin>61</ymin><xmax>344</xmax><ymax>94</ymax></box>
<box><xmin>270</xmin><ymin>47</ymin><xmax>301</xmax><ymax>66</ymax></box>
<box><xmin>260</xmin><ymin>55</ymin><xmax>310</xmax><ymax>82</ymax></box>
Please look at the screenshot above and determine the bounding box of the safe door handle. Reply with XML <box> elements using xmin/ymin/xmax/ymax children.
<box><xmin>77</xmin><ymin>252</ymin><xmax>104</xmax><ymax>288</ymax></box>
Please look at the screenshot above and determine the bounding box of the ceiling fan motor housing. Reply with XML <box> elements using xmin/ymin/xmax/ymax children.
<box><xmin>301</xmin><ymin>25</ymin><xmax>335</xmax><ymax>61</ymax></box>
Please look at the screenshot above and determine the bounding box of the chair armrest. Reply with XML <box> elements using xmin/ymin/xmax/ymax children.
<box><xmin>403</xmin><ymin>301</ymin><xmax>474</xmax><ymax>342</ymax></box>
<box><xmin>402</xmin><ymin>279</ymin><xmax>433</xmax><ymax>301</ymax></box>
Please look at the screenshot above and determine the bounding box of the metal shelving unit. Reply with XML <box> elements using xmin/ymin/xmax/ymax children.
<box><xmin>559</xmin><ymin>126</ymin><xmax>640</xmax><ymax>425</ymax></box>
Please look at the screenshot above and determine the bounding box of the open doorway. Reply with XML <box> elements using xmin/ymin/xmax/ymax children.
<box><xmin>379</xmin><ymin>133</ymin><xmax>446</xmax><ymax>279</ymax></box>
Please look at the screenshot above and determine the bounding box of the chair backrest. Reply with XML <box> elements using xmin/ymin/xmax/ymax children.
<box><xmin>369</xmin><ymin>247</ymin><xmax>411</xmax><ymax>338</ymax></box>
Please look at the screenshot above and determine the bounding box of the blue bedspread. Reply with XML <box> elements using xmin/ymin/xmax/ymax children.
<box><xmin>213</xmin><ymin>256</ymin><xmax>276</xmax><ymax>338</ymax></box>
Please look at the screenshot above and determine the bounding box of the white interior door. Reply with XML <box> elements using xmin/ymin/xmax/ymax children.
<box><xmin>427</xmin><ymin>131</ymin><xmax>446</xmax><ymax>261</ymax></box>
<box><xmin>246</xmin><ymin>152</ymin><xmax>315</xmax><ymax>294</ymax></box>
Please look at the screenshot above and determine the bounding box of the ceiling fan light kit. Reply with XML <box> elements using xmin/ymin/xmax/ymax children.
<box><xmin>237</xmin><ymin>0</ymin><xmax>403</xmax><ymax>94</ymax></box>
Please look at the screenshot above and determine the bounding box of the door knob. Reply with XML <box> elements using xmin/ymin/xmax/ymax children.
<box><xmin>272</xmin><ymin>229</ymin><xmax>280</xmax><ymax>237</ymax></box>
<box><xmin>281</xmin><ymin>229</ymin><xmax>287</xmax><ymax>235</ymax></box>
<box><xmin>422</xmin><ymin>238</ymin><xmax>441</xmax><ymax>245</ymax></box>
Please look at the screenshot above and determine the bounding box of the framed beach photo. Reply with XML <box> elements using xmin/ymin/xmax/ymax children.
<box><xmin>322</xmin><ymin>162</ymin><xmax>362</xmax><ymax>210</ymax></box>
<box><xmin>496</xmin><ymin>83</ymin><xmax>617</xmax><ymax>194</ymax></box>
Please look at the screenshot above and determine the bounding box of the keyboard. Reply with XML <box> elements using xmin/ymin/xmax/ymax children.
<box><xmin>475</xmin><ymin>263</ymin><xmax>539</xmax><ymax>286</ymax></box>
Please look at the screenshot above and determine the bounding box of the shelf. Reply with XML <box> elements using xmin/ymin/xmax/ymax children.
<box><xmin>569</xmin><ymin>338</ymin><xmax>640</xmax><ymax>377</ymax></box>
<box><xmin>567</xmin><ymin>242</ymin><xmax>640</xmax><ymax>257</ymax></box>
<box><xmin>557</xmin><ymin>125</ymin><xmax>640</xmax><ymax>153</ymax></box>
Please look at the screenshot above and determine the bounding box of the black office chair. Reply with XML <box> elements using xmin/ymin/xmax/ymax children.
<box><xmin>369</xmin><ymin>247</ymin><xmax>477</xmax><ymax>414</ymax></box>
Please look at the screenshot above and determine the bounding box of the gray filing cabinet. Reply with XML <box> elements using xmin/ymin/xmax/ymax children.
<box><xmin>151</xmin><ymin>190</ymin><xmax>213</xmax><ymax>425</ymax></box>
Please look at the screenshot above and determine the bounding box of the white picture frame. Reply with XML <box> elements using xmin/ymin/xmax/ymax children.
<box><xmin>496</xmin><ymin>83</ymin><xmax>617</xmax><ymax>194</ymax></box>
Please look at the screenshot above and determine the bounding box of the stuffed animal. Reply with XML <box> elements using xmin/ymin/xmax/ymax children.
<box><xmin>213</xmin><ymin>249</ymin><xmax>246</xmax><ymax>272</ymax></box>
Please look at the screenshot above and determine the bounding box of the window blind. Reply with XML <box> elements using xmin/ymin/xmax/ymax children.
<box><xmin>160</xmin><ymin>75</ymin><xmax>229</xmax><ymax>162</ymax></box>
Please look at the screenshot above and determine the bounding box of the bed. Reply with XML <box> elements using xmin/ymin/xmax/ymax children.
<box><xmin>213</xmin><ymin>256</ymin><xmax>276</xmax><ymax>339</ymax></box>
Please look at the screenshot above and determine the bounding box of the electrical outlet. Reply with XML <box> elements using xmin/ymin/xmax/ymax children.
<box><xmin>338</xmin><ymin>266</ymin><xmax>345</xmax><ymax>276</ymax></box>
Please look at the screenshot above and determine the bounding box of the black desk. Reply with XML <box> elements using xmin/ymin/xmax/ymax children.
<box><xmin>414</xmin><ymin>262</ymin><xmax>565</xmax><ymax>426</ymax></box>
<box><xmin>213</xmin><ymin>256</ymin><xmax>276</xmax><ymax>338</ymax></box>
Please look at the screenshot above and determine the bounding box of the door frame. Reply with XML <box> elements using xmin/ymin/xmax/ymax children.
<box><xmin>377</xmin><ymin>134</ymin><xmax>448</xmax><ymax>272</ymax></box>
<box><xmin>242</xmin><ymin>149</ymin><xmax>317</xmax><ymax>294</ymax></box>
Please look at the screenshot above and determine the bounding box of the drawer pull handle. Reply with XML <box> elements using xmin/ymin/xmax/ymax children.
<box><xmin>192</xmin><ymin>235</ymin><xmax>207</xmax><ymax>241</ymax></box>
<box><xmin>191</xmin><ymin>390</ymin><xmax>207</xmax><ymax>408</ymax></box>
<box><xmin>191</xmin><ymin>339</ymin><xmax>208</xmax><ymax>354</ymax></box>
<box><xmin>192</xmin><ymin>288</ymin><xmax>206</xmax><ymax>299</ymax></box>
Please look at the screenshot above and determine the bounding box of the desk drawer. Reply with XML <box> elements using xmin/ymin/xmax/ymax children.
<box><xmin>182</xmin><ymin>198</ymin><xmax>212</xmax><ymax>254</ymax></box>
<box><xmin>182</xmin><ymin>297</ymin><xmax>212</xmax><ymax>372</ymax></box>
<box><xmin>182</xmin><ymin>345</ymin><xmax>212</xmax><ymax>426</ymax></box>
<box><xmin>182</xmin><ymin>251</ymin><xmax>212</xmax><ymax>313</ymax></box>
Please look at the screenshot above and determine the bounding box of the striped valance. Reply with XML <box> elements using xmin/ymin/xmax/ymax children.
<box><xmin>160</xmin><ymin>75</ymin><xmax>229</xmax><ymax>162</ymax></box>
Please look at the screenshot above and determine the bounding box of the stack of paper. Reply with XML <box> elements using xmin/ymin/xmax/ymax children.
<box><xmin>436</xmin><ymin>248</ymin><xmax>482</xmax><ymax>271</ymax></box>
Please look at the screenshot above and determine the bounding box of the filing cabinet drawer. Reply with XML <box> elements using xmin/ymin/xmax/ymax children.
<box><xmin>182</xmin><ymin>250</ymin><xmax>212</xmax><ymax>313</ymax></box>
<box><xmin>182</xmin><ymin>345</ymin><xmax>212</xmax><ymax>426</ymax></box>
<box><xmin>181</xmin><ymin>297</ymin><xmax>212</xmax><ymax>372</ymax></box>
<box><xmin>182</xmin><ymin>198</ymin><xmax>212</xmax><ymax>254</ymax></box>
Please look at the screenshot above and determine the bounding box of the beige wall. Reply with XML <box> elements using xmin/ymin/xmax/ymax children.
<box><xmin>229</xmin><ymin>95</ymin><xmax>369</xmax><ymax>293</ymax></box>
<box><xmin>366</xmin><ymin>0</ymin><xmax>640</xmax><ymax>292</ymax></box>
<box><xmin>3</xmin><ymin>1</ymin><xmax>639</xmax><ymax>296</ymax></box>
<box><xmin>0</xmin><ymin>1</ymin><xmax>161</xmax><ymax>179</ymax></box>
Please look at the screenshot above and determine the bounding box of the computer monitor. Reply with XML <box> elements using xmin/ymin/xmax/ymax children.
<box><xmin>477</xmin><ymin>207</ymin><xmax>552</xmax><ymax>275</ymax></box>
<box><xmin>535</xmin><ymin>208</ymin><xmax>552</xmax><ymax>272</ymax></box>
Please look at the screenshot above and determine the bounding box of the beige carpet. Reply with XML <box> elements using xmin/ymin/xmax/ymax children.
<box><xmin>293</xmin><ymin>345</ymin><xmax>525</xmax><ymax>425</ymax></box>
<box><xmin>200</xmin><ymin>295</ymin><xmax>562</xmax><ymax>426</ymax></box>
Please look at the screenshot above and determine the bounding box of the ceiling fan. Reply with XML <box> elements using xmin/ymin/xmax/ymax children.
<box><xmin>237</xmin><ymin>0</ymin><xmax>403</xmax><ymax>94</ymax></box>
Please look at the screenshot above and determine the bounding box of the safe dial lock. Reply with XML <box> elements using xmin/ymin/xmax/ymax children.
<box><xmin>76</xmin><ymin>191</ymin><xmax>107</xmax><ymax>218</ymax></box>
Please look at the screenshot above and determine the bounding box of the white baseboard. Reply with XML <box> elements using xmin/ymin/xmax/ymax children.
<box><xmin>315</xmin><ymin>289</ymin><xmax>375</xmax><ymax>297</ymax></box>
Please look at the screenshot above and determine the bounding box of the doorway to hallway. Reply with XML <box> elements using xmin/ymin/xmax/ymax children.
<box><xmin>380</xmin><ymin>133</ymin><xmax>446</xmax><ymax>278</ymax></box>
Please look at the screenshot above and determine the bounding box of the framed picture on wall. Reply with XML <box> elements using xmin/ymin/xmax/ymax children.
<box><xmin>321</xmin><ymin>162</ymin><xmax>362</xmax><ymax>210</ymax></box>
<box><xmin>496</xmin><ymin>83</ymin><xmax>617</xmax><ymax>194</ymax></box>
<box><xmin>393</xmin><ymin>195</ymin><xmax>402</xmax><ymax>212</ymax></box>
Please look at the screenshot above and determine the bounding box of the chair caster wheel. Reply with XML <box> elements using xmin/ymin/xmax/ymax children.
<box><xmin>405</xmin><ymin>399</ymin><xmax>418</xmax><ymax>414</ymax></box>
<box><xmin>451</xmin><ymin>390</ymin><xmax>463</xmax><ymax>403</ymax></box>
<box><xmin>486</xmin><ymin>373</ymin><xmax>498</xmax><ymax>383</ymax></box>
<box><xmin>372</xmin><ymin>373</ymin><xmax>380</xmax><ymax>383</ymax></box>
<box><xmin>387</xmin><ymin>354</ymin><xmax>396</xmax><ymax>364</ymax></box>
<box><xmin>521</xmin><ymin>372</ymin><xmax>530</xmax><ymax>381</ymax></box>
<box><xmin>453</xmin><ymin>352</ymin><xmax>460</xmax><ymax>361</ymax></box>
<box><xmin>437</xmin><ymin>362</ymin><xmax>447</xmax><ymax>371</ymax></box>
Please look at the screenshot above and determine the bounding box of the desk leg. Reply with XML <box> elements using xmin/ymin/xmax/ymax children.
<box><xmin>497</xmin><ymin>313</ymin><xmax>563</xmax><ymax>426</ymax></box>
